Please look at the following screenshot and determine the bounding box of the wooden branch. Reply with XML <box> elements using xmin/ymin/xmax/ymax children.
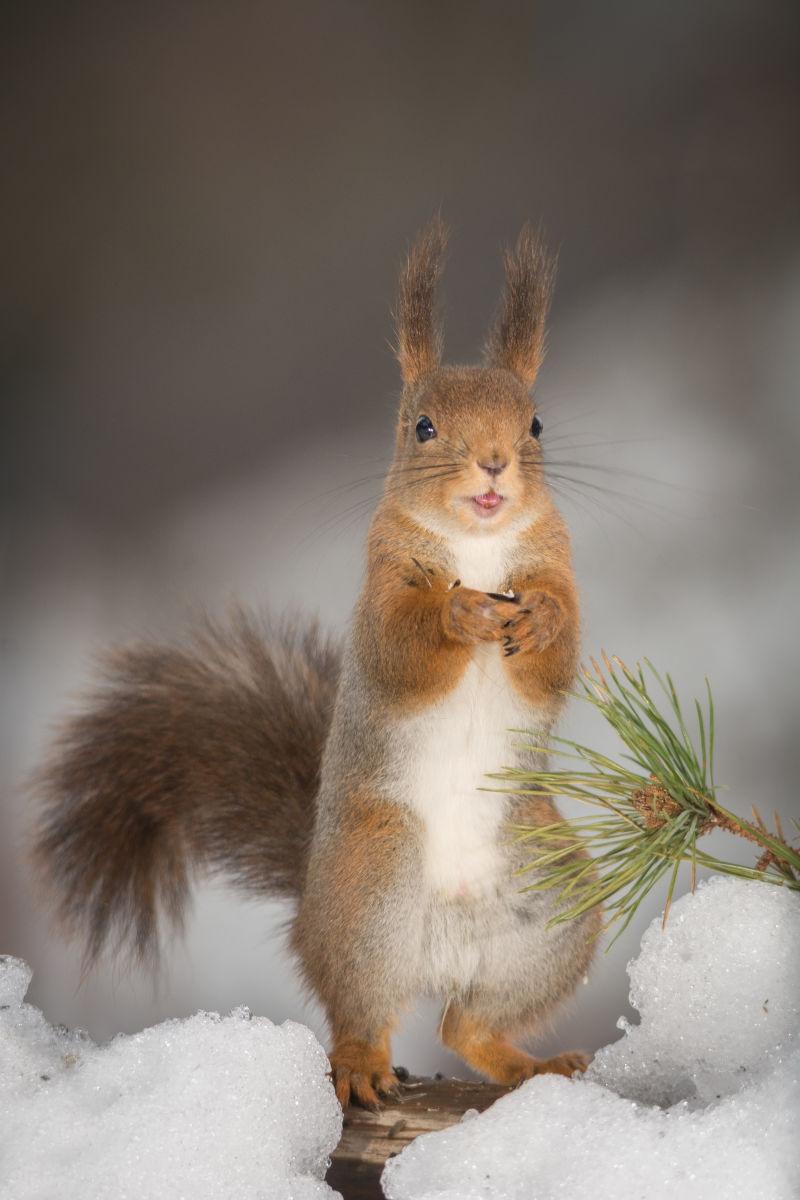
<box><xmin>326</xmin><ymin>1074</ymin><xmax>512</xmax><ymax>1199</ymax></box>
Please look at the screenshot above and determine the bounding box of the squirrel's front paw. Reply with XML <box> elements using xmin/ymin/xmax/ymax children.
<box><xmin>442</xmin><ymin>587</ymin><xmax>522</xmax><ymax>645</ymax></box>
<box><xmin>501</xmin><ymin>591</ymin><xmax>563</xmax><ymax>656</ymax></box>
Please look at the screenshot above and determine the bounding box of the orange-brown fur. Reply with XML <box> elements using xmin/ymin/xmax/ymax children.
<box><xmin>292</xmin><ymin>795</ymin><xmax>414</xmax><ymax>1108</ymax></box>
<box><xmin>440</xmin><ymin>1006</ymin><xmax>589</xmax><ymax>1084</ymax></box>
<box><xmin>32</xmin><ymin>221</ymin><xmax>599</xmax><ymax>1110</ymax></box>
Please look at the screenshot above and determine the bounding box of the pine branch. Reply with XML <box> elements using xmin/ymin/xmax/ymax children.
<box><xmin>497</xmin><ymin>654</ymin><xmax>800</xmax><ymax>946</ymax></box>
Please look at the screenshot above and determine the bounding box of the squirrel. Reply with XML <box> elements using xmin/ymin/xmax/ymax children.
<box><xmin>32</xmin><ymin>218</ymin><xmax>600</xmax><ymax>1110</ymax></box>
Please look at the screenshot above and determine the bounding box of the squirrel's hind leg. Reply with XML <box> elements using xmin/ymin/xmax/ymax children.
<box><xmin>291</xmin><ymin>793</ymin><xmax>421</xmax><ymax>1110</ymax></box>
<box><xmin>440</xmin><ymin>1003</ymin><xmax>589</xmax><ymax>1085</ymax></box>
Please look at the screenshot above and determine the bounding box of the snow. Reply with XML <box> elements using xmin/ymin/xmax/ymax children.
<box><xmin>588</xmin><ymin>873</ymin><xmax>799</xmax><ymax>1106</ymax></box>
<box><xmin>2</xmin><ymin>878</ymin><xmax>798</xmax><ymax>1200</ymax></box>
<box><xmin>0</xmin><ymin>956</ymin><xmax>342</xmax><ymax>1200</ymax></box>
<box><xmin>382</xmin><ymin>877</ymin><xmax>800</xmax><ymax>1200</ymax></box>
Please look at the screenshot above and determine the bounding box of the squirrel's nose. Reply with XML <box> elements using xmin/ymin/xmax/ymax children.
<box><xmin>478</xmin><ymin>458</ymin><xmax>508</xmax><ymax>479</ymax></box>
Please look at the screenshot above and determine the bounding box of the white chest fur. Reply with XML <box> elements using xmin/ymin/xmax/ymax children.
<box><xmin>396</xmin><ymin>530</ymin><xmax>540</xmax><ymax>902</ymax></box>
<box><xmin>402</xmin><ymin>650</ymin><xmax>528</xmax><ymax>901</ymax></box>
<box><xmin>446</xmin><ymin>527</ymin><xmax>519</xmax><ymax>593</ymax></box>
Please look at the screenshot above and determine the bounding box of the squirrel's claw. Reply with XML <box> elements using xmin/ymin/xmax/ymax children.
<box><xmin>501</xmin><ymin>592</ymin><xmax>563</xmax><ymax>656</ymax></box>
<box><xmin>409</xmin><ymin>557</ymin><xmax>435</xmax><ymax>589</ymax></box>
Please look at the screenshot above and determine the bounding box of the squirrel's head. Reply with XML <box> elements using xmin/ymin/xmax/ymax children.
<box><xmin>388</xmin><ymin>218</ymin><xmax>558</xmax><ymax>538</ymax></box>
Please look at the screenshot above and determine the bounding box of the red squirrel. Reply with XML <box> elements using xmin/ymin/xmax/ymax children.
<box><xmin>33</xmin><ymin>219</ymin><xmax>599</xmax><ymax>1109</ymax></box>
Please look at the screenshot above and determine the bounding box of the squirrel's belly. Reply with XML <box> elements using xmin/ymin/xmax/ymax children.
<box><xmin>394</xmin><ymin>645</ymin><xmax>547</xmax><ymax>902</ymax></box>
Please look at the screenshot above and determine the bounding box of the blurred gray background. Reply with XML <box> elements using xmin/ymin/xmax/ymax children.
<box><xmin>2</xmin><ymin>0</ymin><xmax>798</xmax><ymax>1073</ymax></box>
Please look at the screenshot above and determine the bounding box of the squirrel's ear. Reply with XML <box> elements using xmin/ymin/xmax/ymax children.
<box><xmin>394</xmin><ymin>216</ymin><xmax>448</xmax><ymax>388</ymax></box>
<box><xmin>484</xmin><ymin>224</ymin><xmax>557</xmax><ymax>387</ymax></box>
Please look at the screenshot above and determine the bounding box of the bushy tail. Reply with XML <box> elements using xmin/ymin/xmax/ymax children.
<box><xmin>31</xmin><ymin>608</ymin><xmax>341</xmax><ymax>969</ymax></box>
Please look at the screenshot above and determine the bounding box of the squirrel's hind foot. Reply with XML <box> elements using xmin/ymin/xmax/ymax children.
<box><xmin>329</xmin><ymin>1037</ymin><xmax>401</xmax><ymax>1111</ymax></box>
<box><xmin>529</xmin><ymin>1049</ymin><xmax>590</xmax><ymax>1078</ymax></box>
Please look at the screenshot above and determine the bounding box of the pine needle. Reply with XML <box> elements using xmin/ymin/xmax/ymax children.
<box><xmin>498</xmin><ymin>656</ymin><xmax>800</xmax><ymax>944</ymax></box>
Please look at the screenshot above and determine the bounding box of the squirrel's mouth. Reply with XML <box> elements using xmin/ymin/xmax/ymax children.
<box><xmin>470</xmin><ymin>491</ymin><xmax>505</xmax><ymax>517</ymax></box>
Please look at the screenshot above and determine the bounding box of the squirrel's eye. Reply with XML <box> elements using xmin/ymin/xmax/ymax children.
<box><xmin>530</xmin><ymin>414</ymin><xmax>543</xmax><ymax>440</ymax></box>
<box><xmin>415</xmin><ymin>415</ymin><xmax>437</xmax><ymax>443</ymax></box>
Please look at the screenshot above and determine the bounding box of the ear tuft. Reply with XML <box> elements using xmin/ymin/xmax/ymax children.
<box><xmin>394</xmin><ymin>216</ymin><xmax>449</xmax><ymax>388</ymax></box>
<box><xmin>484</xmin><ymin>224</ymin><xmax>557</xmax><ymax>387</ymax></box>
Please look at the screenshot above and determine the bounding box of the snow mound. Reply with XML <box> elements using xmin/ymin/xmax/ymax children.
<box><xmin>0</xmin><ymin>955</ymin><xmax>342</xmax><ymax>1200</ymax></box>
<box><xmin>382</xmin><ymin>877</ymin><xmax>800</xmax><ymax>1200</ymax></box>
<box><xmin>589</xmin><ymin>873</ymin><xmax>800</xmax><ymax>1105</ymax></box>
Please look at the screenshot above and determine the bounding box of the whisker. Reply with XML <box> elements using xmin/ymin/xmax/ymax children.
<box><xmin>542</xmin><ymin>435</ymin><xmax>657</xmax><ymax>451</ymax></box>
<box><xmin>517</xmin><ymin>449</ymin><xmax>707</xmax><ymax>510</ymax></box>
<box><xmin>546</xmin><ymin>479</ymin><xmax>615</xmax><ymax>538</ymax></box>
<box><xmin>534</xmin><ymin>406</ymin><xmax>600</xmax><ymax>431</ymax></box>
<box><xmin>295</xmin><ymin>463</ymin><xmax>465</xmax><ymax>550</ymax></box>
<box><xmin>542</xmin><ymin>459</ymin><xmax>685</xmax><ymax>490</ymax></box>
<box><xmin>544</xmin><ymin>472</ymin><xmax>687</xmax><ymax>521</ymax></box>
<box><xmin>437</xmin><ymin>434</ymin><xmax>470</xmax><ymax>461</ymax></box>
<box><xmin>546</xmin><ymin>478</ymin><xmax>654</xmax><ymax>541</ymax></box>
<box><xmin>293</xmin><ymin>497</ymin><xmax>379</xmax><ymax>550</ymax></box>
<box><xmin>294</xmin><ymin>458</ymin><xmax>466</xmax><ymax>508</ymax></box>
